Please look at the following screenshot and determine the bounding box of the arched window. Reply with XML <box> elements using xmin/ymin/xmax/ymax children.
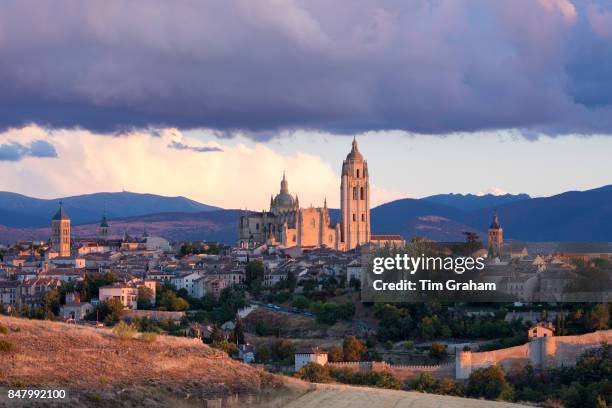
<box><xmin>352</xmin><ymin>213</ymin><xmax>356</xmax><ymax>221</ymax></box>
<box><xmin>353</xmin><ymin>187</ymin><xmax>358</xmax><ymax>200</ymax></box>
<box><xmin>360</xmin><ymin>187</ymin><xmax>364</xmax><ymax>200</ymax></box>
<box><xmin>361</xmin><ymin>214</ymin><xmax>365</xmax><ymax>221</ymax></box>
<box><xmin>356</xmin><ymin>169</ymin><xmax>360</xmax><ymax>178</ymax></box>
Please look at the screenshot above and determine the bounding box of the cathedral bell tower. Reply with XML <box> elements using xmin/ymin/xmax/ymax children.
<box><xmin>51</xmin><ymin>201</ymin><xmax>71</xmax><ymax>257</ymax></box>
<box><xmin>341</xmin><ymin>137</ymin><xmax>370</xmax><ymax>250</ymax></box>
<box><xmin>487</xmin><ymin>209</ymin><xmax>503</xmax><ymax>258</ymax></box>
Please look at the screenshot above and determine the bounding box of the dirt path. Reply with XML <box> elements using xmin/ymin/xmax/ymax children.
<box><xmin>283</xmin><ymin>384</ymin><xmax>529</xmax><ymax>408</ymax></box>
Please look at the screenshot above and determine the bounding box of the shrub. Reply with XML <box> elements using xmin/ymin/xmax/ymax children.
<box><xmin>0</xmin><ymin>324</ymin><xmax>8</xmax><ymax>334</ymax></box>
<box><xmin>297</xmin><ymin>363</ymin><xmax>331</xmax><ymax>383</ymax></box>
<box><xmin>466</xmin><ymin>365</ymin><xmax>513</xmax><ymax>401</ymax></box>
<box><xmin>112</xmin><ymin>321</ymin><xmax>137</xmax><ymax>340</ymax></box>
<box><xmin>211</xmin><ymin>339</ymin><xmax>238</xmax><ymax>355</ymax></box>
<box><xmin>0</xmin><ymin>340</ymin><xmax>15</xmax><ymax>353</ymax></box>
<box><xmin>88</xmin><ymin>394</ymin><xmax>101</xmax><ymax>403</ymax></box>
<box><xmin>140</xmin><ymin>332</ymin><xmax>158</xmax><ymax>344</ymax></box>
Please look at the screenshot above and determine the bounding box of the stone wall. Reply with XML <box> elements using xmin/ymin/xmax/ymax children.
<box><xmin>327</xmin><ymin>361</ymin><xmax>454</xmax><ymax>381</ymax></box>
<box><xmin>456</xmin><ymin>329</ymin><xmax>612</xmax><ymax>379</ymax></box>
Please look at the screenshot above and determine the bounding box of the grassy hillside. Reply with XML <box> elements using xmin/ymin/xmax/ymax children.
<box><xmin>0</xmin><ymin>316</ymin><xmax>289</xmax><ymax>407</ymax></box>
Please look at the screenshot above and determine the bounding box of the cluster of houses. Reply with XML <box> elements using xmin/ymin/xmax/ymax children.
<box><xmin>0</xmin><ymin>205</ymin><xmax>369</xmax><ymax>321</ymax></box>
<box><xmin>486</xmin><ymin>242</ymin><xmax>612</xmax><ymax>302</ymax></box>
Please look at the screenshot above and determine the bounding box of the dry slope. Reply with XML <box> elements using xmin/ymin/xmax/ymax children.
<box><xmin>0</xmin><ymin>316</ymin><xmax>288</xmax><ymax>407</ymax></box>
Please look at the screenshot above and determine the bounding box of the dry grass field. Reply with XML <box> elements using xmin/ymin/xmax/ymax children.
<box><xmin>0</xmin><ymin>316</ymin><xmax>287</xmax><ymax>407</ymax></box>
<box><xmin>0</xmin><ymin>316</ymin><xmax>530</xmax><ymax>407</ymax></box>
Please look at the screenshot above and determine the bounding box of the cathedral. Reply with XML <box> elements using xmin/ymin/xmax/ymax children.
<box><xmin>238</xmin><ymin>138</ymin><xmax>371</xmax><ymax>251</ymax></box>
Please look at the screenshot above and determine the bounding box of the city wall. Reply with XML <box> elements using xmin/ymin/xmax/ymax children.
<box><xmin>327</xmin><ymin>361</ymin><xmax>454</xmax><ymax>381</ymax></box>
<box><xmin>327</xmin><ymin>330</ymin><xmax>612</xmax><ymax>381</ymax></box>
<box><xmin>456</xmin><ymin>329</ymin><xmax>612</xmax><ymax>379</ymax></box>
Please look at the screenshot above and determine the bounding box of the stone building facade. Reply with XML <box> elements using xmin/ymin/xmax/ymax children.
<box><xmin>238</xmin><ymin>139</ymin><xmax>371</xmax><ymax>252</ymax></box>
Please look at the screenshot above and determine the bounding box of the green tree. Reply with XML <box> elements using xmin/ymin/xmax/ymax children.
<box><xmin>41</xmin><ymin>289</ymin><xmax>61</xmax><ymax>319</ymax></box>
<box><xmin>587</xmin><ymin>303</ymin><xmax>610</xmax><ymax>331</ymax></box>
<box><xmin>98</xmin><ymin>298</ymin><xmax>124</xmax><ymax>324</ymax></box>
<box><xmin>255</xmin><ymin>345</ymin><xmax>270</xmax><ymax>363</ymax></box>
<box><xmin>233</xmin><ymin>314</ymin><xmax>245</xmax><ymax>345</ymax></box>
<box><xmin>137</xmin><ymin>286</ymin><xmax>154</xmax><ymax>309</ymax></box>
<box><xmin>245</xmin><ymin>260</ymin><xmax>264</xmax><ymax>289</ymax></box>
<box><xmin>466</xmin><ymin>365</ymin><xmax>513</xmax><ymax>401</ymax></box>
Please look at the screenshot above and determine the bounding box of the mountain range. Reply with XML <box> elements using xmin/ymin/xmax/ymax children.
<box><xmin>0</xmin><ymin>186</ymin><xmax>610</xmax><ymax>244</ymax></box>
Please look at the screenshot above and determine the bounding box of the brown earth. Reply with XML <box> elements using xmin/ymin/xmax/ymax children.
<box><xmin>0</xmin><ymin>316</ymin><xmax>289</xmax><ymax>407</ymax></box>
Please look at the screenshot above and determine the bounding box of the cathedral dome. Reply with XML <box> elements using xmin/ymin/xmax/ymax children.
<box><xmin>272</xmin><ymin>172</ymin><xmax>297</xmax><ymax>211</ymax></box>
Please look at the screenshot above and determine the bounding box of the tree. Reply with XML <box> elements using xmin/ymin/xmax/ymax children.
<box><xmin>429</xmin><ymin>342</ymin><xmax>448</xmax><ymax>364</ymax></box>
<box><xmin>343</xmin><ymin>336</ymin><xmax>367</xmax><ymax>362</ymax></box>
<box><xmin>466</xmin><ymin>365</ymin><xmax>513</xmax><ymax>401</ymax></box>
<box><xmin>98</xmin><ymin>298</ymin><xmax>124</xmax><ymax>324</ymax></box>
<box><xmin>587</xmin><ymin>304</ymin><xmax>610</xmax><ymax>331</ymax></box>
<box><xmin>297</xmin><ymin>363</ymin><xmax>331</xmax><ymax>383</ymax></box>
<box><xmin>292</xmin><ymin>295</ymin><xmax>310</xmax><ymax>310</ymax></box>
<box><xmin>245</xmin><ymin>260</ymin><xmax>264</xmax><ymax>289</ymax></box>
<box><xmin>41</xmin><ymin>289</ymin><xmax>61</xmax><ymax>319</ymax></box>
<box><xmin>137</xmin><ymin>286</ymin><xmax>154</xmax><ymax>309</ymax></box>
<box><xmin>255</xmin><ymin>345</ymin><xmax>270</xmax><ymax>363</ymax></box>
<box><xmin>233</xmin><ymin>314</ymin><xmax>245</xmax><ymax>345</ymax></box>
<box><xmin>328</xmin><ymin>345</ymin><xmax>343</xmax><ymax>362</ymax></box>
<box><xmin>410</xmin><ymin>372</ymin><xmax>437</xmax><ymax>393</ymax></box>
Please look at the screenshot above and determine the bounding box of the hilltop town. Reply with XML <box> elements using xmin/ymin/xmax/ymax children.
<box><xmin>1</xmin><ymin>141</ymin><xmax>611</xmax><ymax>407</ymax></box>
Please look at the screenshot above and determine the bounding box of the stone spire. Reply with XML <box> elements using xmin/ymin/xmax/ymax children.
<box><xmin>280</xmin><ymin>171</ymin><xmax>289</xmax><ymax>194</ymax></box>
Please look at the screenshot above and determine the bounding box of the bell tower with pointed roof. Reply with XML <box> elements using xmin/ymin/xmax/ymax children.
<box><xmin>487</xmin><ymin>209</ymin><xmax>503</xmax><ymax>258</ymax></box>
<box><xmin>341</xmin><ymin>137</ymin><xmax>370</xmax><ymax>250</ymax></box>
<box><xmin>98</xmin><ymin>206</ymin><xmax>110</xmax><ymax>240</ymax></box>
<box><xmin>51</xmin><ymin>201</ymin><xmax>71</xmax><ymax>257</ymax></box>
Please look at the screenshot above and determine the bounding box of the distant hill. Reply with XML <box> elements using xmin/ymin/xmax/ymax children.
<box><xmin>463</xmin><ymin>185</ymin><xmax>612</xmax><ymax>242</ymax></box>
<box><xmin>0</xmin><ymin>191</ymin><xmax>220</xmax><ymax>227</ymax></box>
<box><xmin>1</xmin><ymin>185</ymin><xmax>610</xmax><ymax>243</ymax></box>
<box><xmin>422</xmin><ymin>193</ymin><xmax>530</xmax><ymax>211</ymax></box>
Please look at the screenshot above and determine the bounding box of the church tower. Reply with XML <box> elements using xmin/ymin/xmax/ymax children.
<box><xmin>98</xmin><ymin>209</ymin><xmax>110</xmax><ymax>240</ymax></box>
<box><xmin>341</xmin><ymin>137</ymin><xmax>370</xmax><ymax>250</ymax></box>
<box><xmin>487</xmin><ymin>209</ymin><xmax>503</xmax><ymax>258</ymax></box>
<box><xmin>51</xmin><ymin>202</ymin><xmax>71</xmax><ymax>257</ymax></box>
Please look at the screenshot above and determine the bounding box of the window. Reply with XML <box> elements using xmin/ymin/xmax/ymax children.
<box><xmin>256</xmin><ymin>223</ymin><xmax>259</xmax><ymax>230</ymax></box>
<box><xmin>360</xmin><ymin>187</ymin><xmax>364</xmax><ymax>200</ymax></box>
<box><xmin>352</xmin><ymin>214</ymin><xmax>356</xmax><ymax>221</ymax></box>
<box><xmin>353</xmin><ymin>187</ymin><xmax>358</xmax><ymax>200</ymax></box>
<box><xmin>361</xmin><ymin>214</ymin><xmax>365</xmax><ymax>221</ymax></box>
<box><xmin>356</xmin><ymin>169</ymin><xmax>360</xmax><ymax>178</ymax></box>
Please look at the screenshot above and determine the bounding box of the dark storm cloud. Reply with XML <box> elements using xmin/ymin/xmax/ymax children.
<box><xmin>168</xmin><ymin>141</ymin><xmax>222</xmax><ymax>153</ymax></box>
<box><xmin>1</xmin><ymin>0</ymin><xmax>611</xmax><ymax>137</ymax></box>
<box><xmin>0</xmin><ymin>140</ymin><xmax>57</xmax><ymax>161</ymax></box>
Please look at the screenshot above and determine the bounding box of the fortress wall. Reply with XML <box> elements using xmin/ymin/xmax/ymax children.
<box><xmin>550</xmin><ymin>330</ymin><xmax>612</xmax><ymax>367</ymax></box>
<box><xmin>456</xmin><ymin>330</ymin><xmax>612</xmax><ymax>378</ymax></box>
<box><xmin>327</xmin><ymin>361</ymin><xmax>454</xmax><ymax>381</ymax></box>
<box><xmin>329</xmin><ymin>331</ymin><xmax>612</xmax><ymax>381</ymax></box>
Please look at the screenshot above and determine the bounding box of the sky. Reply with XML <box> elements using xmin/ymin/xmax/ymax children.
<box><xmin>1</xmin><ymin>0</ymin><xmax>612</xmax><ymax>209</ymax></box>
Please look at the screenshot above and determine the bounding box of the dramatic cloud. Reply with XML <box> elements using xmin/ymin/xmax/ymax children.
<box><xmin>0</xmin><ymin>0</ymin><xmax>611</xmax><ymax>136</ymax></box>
<box><xmin>0</xmin><ymin>140</ymin><xmax>57</xmax><ymax>161</ymax></box>
<box><xmin>0</xmin><ymin>125</ymin><xmax>403</xmax><ymax>209</ymax></box>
